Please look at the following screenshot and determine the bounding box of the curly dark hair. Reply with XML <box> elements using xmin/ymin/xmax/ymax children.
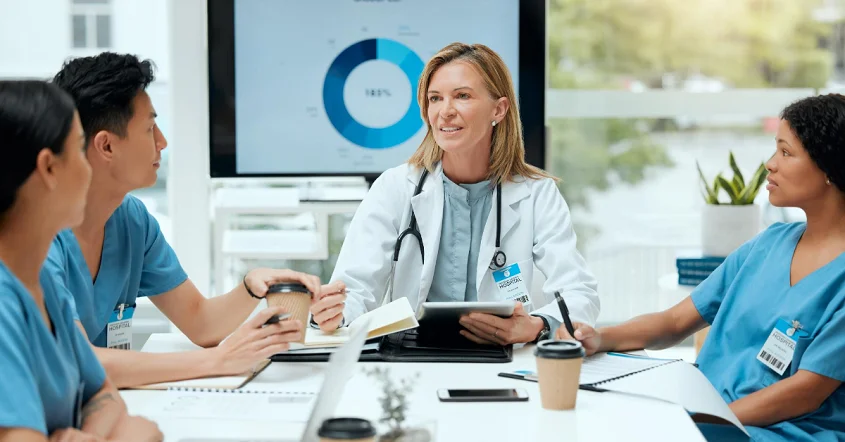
<box><xmin>0</xmin><ymin>80</ymin><xmax>77</xmax><ymax>215</ymax></box>
<box><xmin>780</xmin><ymin>93</ymin><xmax>845</xmax><ymax>190</ymax></box>
<box><xmin>52</xmin><ymin>52</ymin><xmax>155</xmax><ymax>145</ymax></box>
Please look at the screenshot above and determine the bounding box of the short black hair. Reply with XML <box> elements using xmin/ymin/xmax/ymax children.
<box><xmin>0</xmin><ymin>80</ymin><xmax>77</xmax><ymax>215</ymax></box>
<box><xmin>52</xmin><ymin>52</ymin><xmax>155</xmax><ymax>145</ymax></box>
<box><xmin>781</xmin><ymin>94</ymin><xmax>845</xmax><ymax>190</ymax></box>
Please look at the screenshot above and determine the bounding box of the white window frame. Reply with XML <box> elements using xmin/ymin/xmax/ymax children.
<box><xmin>546</xmin><ymin>89</ymin><xmax>815</xmax><ymax>120</ymax></box>
<box><xmin>71</xmin><ymin>0</ymin><xmax>112</xmax><ymax>50</ymax></box>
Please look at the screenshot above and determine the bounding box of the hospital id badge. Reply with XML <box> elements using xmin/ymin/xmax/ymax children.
<box><xmin>107</xmin><ymin>304</ymin><xmax>134</xmax><ymax>350</ymax></box>
<box><xmin>756</xmin><ymin>319</ymin><xmax>807</xmax><ymax>375</ymax></box>
<box><xmin>492</xmin><ymin>263</ymin><xmax>532</xmax><ymax>308</ymax></box>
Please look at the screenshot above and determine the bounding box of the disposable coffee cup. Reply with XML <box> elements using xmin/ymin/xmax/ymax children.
<box><xmin>264</xmin><ymin>282</ymin><xmax>312</xmax><ymax>344</ymax></box>
<box><xmin>317</xmin><ymin>417</ymin><xmax>377</xmax><ymax>442</ymax></box>
<box><xmin>534</xmin><ymin>339</ymin><xmax>586</xmax><ymax>410</ymax></box>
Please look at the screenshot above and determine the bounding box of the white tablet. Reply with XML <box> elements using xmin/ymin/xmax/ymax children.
<box><xmin>416</xmin><ymin>301</ymin><xmax>516</xmax><ymax>323</ymax></box>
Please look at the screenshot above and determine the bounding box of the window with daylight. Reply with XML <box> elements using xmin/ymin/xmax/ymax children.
<box><xmin>71</xmin><ymin>0</ymin><xmax>111</xmax><ymax>49</ymax></box>
<box><xmin>546</xmin><ymin>0</ymin><xmax>844</xmax><ymax>323</ymax></box>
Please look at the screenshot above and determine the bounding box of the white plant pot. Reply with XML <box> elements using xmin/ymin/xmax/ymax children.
<box><xmin>701</xmin><ymin>204</ymin><xmax>761</xmax><ymax>257</ymax></box>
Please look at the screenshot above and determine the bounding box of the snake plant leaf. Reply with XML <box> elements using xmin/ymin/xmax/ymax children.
<box><xmin>732</xmin><ymin>175</ymin><xmax>744</xmax><ymax>194</ymax></box>
<box><xmin>716</xmin><ymin>174</ymin><xmax>739</xmax><ymax>203</ymax></box>
<box><xmin>697</xmin><ymin>161</ymin><xmax>719</xmax><ymax>204</ymax></box>
<box><xmin>737</xmin><ymin>163</ymin><xmax>769</xmax><ymax>204</ymax></box>
<box><xmin>729</xmin><ymin>152</ymin><xmax>745</xmax><ymax>187</ymax></box>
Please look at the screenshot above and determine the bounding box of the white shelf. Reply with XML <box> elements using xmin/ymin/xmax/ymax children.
<box><xmin>211</xmin><ymin>186</ymin><xmax>364</xmax><ymax>295</ymax></box>
<box><xmin>132</xmin><ymin>316</ymin><xmax>172</xmax><ymax>350</ymax></box>
<box><xmin>215</xmin><ymin>187</ymin><xmax>300</xmax><ymax>213</ymax></box>
<box><xmin>133</xmin><ymin>317</ymin><xmax>171</xmax><ymax>334</ymax></box>
<box><xmin>221</xmin><ymin>229</ymin><xmax>328</xmax><ymax>260</ymax></box>
<box><xmin>215</xmin><ymin>187</ymin><xmax>366</xmax><ymax>215</ymax></box>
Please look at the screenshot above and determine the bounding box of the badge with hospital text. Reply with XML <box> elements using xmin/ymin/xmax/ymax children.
<box><xmin>756</xmin><ymin>318</ymin><xmax>808</xmax><ymax>375</ymax></box>
<box><xmin>492</xmin><ymin>263</ymin><xmax>532</xmax><ymax>308</ymax></box>
<box><xmin>107</xmin><ymin>304</ymin><xmax>135</xmax><ymax>350</ymax></box>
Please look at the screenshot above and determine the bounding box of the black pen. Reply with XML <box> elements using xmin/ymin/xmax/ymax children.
<box><xmin>264</xmin><ymin>312</ymin><xmax>292</xmax><ymax>326</ymax></box>
<box><xmin>555</xmin><ymin>291</ymin><xmax>577</xmax><ymax>338</ymax></box>
<box><xmin>74</xmin><ymin>382</ymin><xmax>84</xmax><ymax>429</ymax></box>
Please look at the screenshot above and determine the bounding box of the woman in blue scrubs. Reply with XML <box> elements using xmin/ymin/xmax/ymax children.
<box><xmin>557</xmin><ymin>94</ymin><xmax>845</xmax><ymax>442</ymax></box>
<box><xmin>0</xmin><ymin>81</ymin><xmax>160</xmax><ymax>441</ymax></box>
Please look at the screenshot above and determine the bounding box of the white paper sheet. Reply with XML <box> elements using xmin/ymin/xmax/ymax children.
<box><xmin>598</xmin><ymin>360</ymin><xmax>749</xmax><ymax>436</ymax></box>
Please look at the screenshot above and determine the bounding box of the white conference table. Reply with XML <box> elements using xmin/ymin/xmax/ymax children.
<box><xmin>121</xmin><ymin>336</ymin><xmax>706</xmax><ymax>442</ymax></box>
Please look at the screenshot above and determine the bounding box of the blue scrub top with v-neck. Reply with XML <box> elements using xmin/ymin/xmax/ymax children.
<box><xmin>693</xmin><ymin>222</ymin><xmax>845</xmax><ymax>442</ymax></box>
<box><xmin>0</xmin><ymin>261</ymin><xmax>106</xmax><ymax>435</ymax></box>
<box><xmin>44</xmin><ymin>195</ymin><xmax>188</xmax><ymax>347</ymax></box>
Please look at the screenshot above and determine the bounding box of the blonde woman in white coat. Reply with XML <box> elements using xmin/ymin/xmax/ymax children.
<box><xmin>329</xmin><ymin>42</ymin><xmax>600</xmax><ymax>345</ymax></box>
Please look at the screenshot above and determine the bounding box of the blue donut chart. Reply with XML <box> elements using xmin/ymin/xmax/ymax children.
<box><xmin>323</xmin><ymin>38</ymin><xmax>425</xmax><ymax>149</ymax></box>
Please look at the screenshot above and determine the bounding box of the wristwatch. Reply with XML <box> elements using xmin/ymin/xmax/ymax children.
<box><xmin>532</xmin><ymin>315</ymin><xmax>551</xmax><ymax>344</ymax></box>
<box><xmin>310</xmin><ymin>315</ymin><xmax>345</xmax><ymax>329</ymax></box>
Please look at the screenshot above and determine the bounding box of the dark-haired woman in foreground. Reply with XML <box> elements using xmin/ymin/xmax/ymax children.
<box><xmin>0</xmin><ymin>80</ymin><xmax>160</xmax><ymax>441</ymax></box>
<box><xmin>558</xmin><ymin>94</ymin><xmax>845</xmax><ymax>442</ymax></box>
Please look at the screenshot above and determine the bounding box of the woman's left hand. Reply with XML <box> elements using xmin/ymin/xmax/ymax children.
<box><xmin>459</xmin><ymin>302</ymin><xmax>543</xmax><ymax>345</ymax></box>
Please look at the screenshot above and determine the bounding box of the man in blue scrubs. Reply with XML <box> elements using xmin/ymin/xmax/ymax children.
<box><xmin>47</xmin><ymin>53</ymin><xmax>348</xmax><ymax>388</ymax></box>
<box><xmin>557</xmin><ymin>94</ymin><xmax>845</xmax><ymax>441</ymax></box>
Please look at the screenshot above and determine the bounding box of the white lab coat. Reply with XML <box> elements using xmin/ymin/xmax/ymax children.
<box><xmin>332</xmin><ymin>163</ymin><xmax>600</xmax><ymax>329</ymax></box>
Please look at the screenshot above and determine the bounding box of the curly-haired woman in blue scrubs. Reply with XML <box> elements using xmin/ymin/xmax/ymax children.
<box><xmin>558</xmin><ymin>94</ymin><xmax>845</xmax><ymax>442</ymax></box>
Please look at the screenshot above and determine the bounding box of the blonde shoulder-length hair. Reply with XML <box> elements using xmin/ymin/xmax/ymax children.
<box><xmin>408</xmin><ymin>42</ymin><xmax>555</xmax><ymax>184</ymax></box>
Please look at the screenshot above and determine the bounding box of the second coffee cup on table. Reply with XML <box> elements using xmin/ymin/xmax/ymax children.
<box><xmin>318</xmin><ymin>417</ymin><xmax>377</xmax><ymax>442</ymax></box>
<box><xmin>264</xmin><ymin>282</ymin><xmax>312</xmax><ymax>343</ymax></box>
<box><xmin>534</xmin><ymin>339</ymin><xmax>586</xmax><ymax>410</ymax></box>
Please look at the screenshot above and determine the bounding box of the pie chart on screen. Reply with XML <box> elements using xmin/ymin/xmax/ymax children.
<box><xmin>323</xmin><ymin>38</ymin><xmax>425</xmax><ymax>149</ymax></box>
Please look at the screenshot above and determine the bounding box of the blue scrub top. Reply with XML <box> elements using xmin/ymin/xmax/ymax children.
<box><xmin>44</xmin><ymin>195</ymin><xmax>188</xmax><ymax>347</ymax></box>
<box><xmin>0</xmin><ymin>261</ymin><xmax>106</xmax><ymax>435</ymax></box>
<box><xmin>693</xmin><ymin>222</ymin><xmax>845</xmax><ymax>442</ymax></box>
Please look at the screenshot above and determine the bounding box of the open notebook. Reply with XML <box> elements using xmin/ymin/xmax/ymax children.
<box><xmin>500</xmin><ymin>352</ymin><xmax>748</xmax><ymax>436</ymax></box>
<box><xmin>291</xmin><ymin>296</ymin><xmax>418</xmax><ymax>350</ymax></box>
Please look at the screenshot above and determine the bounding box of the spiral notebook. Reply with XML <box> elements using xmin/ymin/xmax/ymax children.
<box><xmin>580</xmin><ymin>352</ymin><xmax>682</xmax><ymax>386</ymax></box>
<box><xmin>145</xmin><ymin>389</ymin><xmax>317</xmax><ymax>422</ymax></box>
<box><xmin>135</xmin><ymin>318</ymin><xmax>373</xmax><ymax>441</ymax></box>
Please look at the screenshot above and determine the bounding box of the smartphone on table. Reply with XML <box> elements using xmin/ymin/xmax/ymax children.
<box><xmin>437</xmin><ymin>388</ymin><xmax>529</xmax><ymax>402</ymax></box>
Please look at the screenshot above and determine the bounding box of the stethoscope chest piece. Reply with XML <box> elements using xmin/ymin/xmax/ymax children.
<box><xmin>489</xmin><ymin>249</ymin><xmax>507</xmax><ymax>270</ymax></box>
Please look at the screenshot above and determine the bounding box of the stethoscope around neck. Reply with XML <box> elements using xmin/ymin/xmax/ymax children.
<box><xmin>383</xmin><ymin>169</ymin><xmax>506</xmax><ymax>304</ymax></box>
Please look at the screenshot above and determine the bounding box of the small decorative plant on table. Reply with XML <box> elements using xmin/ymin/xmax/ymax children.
<box><xmin>363</xmin><ymin>366</ymin><xmax>432</xmax><ymax>442</ymax></box>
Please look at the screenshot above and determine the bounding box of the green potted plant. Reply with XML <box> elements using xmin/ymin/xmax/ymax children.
<box><xmin>362</xmin><ymin>367</ymin><xmax>432</xmax><ymax>442</ymax></box>
<box><xmin>696</xmin><ymin>152</ymin><xmax>768</xmax><ymax>257</ymax></box>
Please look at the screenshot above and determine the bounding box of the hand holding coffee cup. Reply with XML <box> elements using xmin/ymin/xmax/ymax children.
<box><xmin>554</xmin><ymin>322</ymin><xmax>602</xmax><ymax>356</ymax></box>
<box><xmin>534</xmin><ymin>340</ymin><xmax>586</xmax><ymax>410</ymax></box>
